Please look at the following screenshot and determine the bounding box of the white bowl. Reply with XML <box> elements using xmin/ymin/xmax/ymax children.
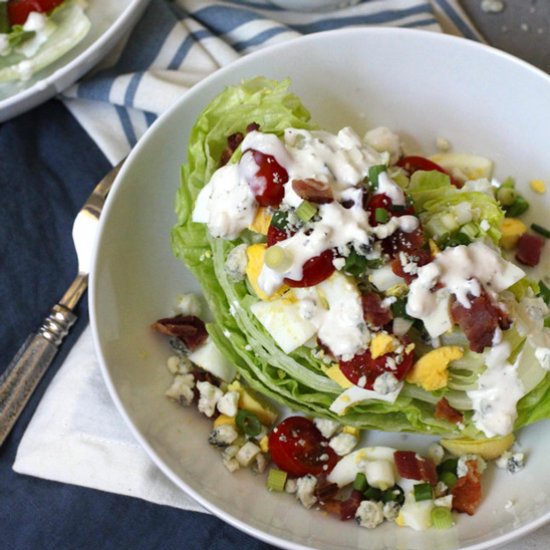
<box><xmin>0</xmin><ymin>0</ymin><xmax>151</xmax><ymax>122</ymax></box>
<box><xmin>90</xmin><ymin>28</ymin><xmax>550</xmax><ymax>549</ymax></box>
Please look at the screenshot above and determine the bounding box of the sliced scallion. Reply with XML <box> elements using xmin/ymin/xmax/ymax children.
<box><xmin>437</xmin><ymin>458</ymin><xmax>458</xmax><ymax>474</ymax></box>
<box><xmin>431</xmin><ymin>506</ymin><xmax>454</xmax><ymax>529</ymax></box>
<box><xmin>413</xmin><ymin>483</ymin><xmax>433</xmax><ymax>502</ymax></box>
<box><xmin>375</xmin><ymin>207</ymin><xmax>390</xmax><ymax>224</ymax></box>
<box><xmin>363</xmin><ymin>485</ymin><xmax>382</xmax><ymax>501</ymax></box>
<box><xmin>235</xmin><ymin>409</ymin><xmax>262</xmax><ymax>437</ymax></box>
<box><xmin>353</xmin><ymin>472</ymin><xmax>368</xmax><ymax>492</ymax></box>
<box><xmin>295</xmin><ymin>200</ymin><xmax>318</xmax><ymax>222</ymax></box>
<box><xmin>0</xmin><ymin>4</ymin><xmax>10</xmax><ymax>34</ymax></box>
<box><xmin>368</xmin><ymin>165</ymin><xmax>387</xmax><ymax>189</ymax></box>
<box><xmin>270</xmin><ymin>210</ymin><xmax>289</xmax><ymax>230</ymax></box>
<box><xmin>505</xmin><ymin>196</ymin><xmax>529</xmax><ymax>217</ymax></box>
<box><xmin>381</xmin><ymin>485</ymin><xmax>405</xmax><ymax>505</ymax></box>
<box><xmin>497</xmin><ymin>186</ymin><xmax>517</xmax><ymax>206</ymax></box>
<box><xmin>539</xmin><ymin>281</ymin><xmax>550</xmax><ymax>305</ymax></box>
<box><xmin>544</xmin><ymin>317</ymin><xmax>550</xmax><ymax>328</ymax></box>
<box><xmin>531</xmin><ymin>223</ymin><xmax>550</xmax><ymax>239</ymax></box>
<box><xmin>264</xmin><ymin>245</ymin><xmax>292</xmax><ymax>272</ymax></box>
<box><xmin>439</xmin><ymin>471</ymin><xmax>458</xmax><ymax>489</ymax></box>
<box><xmin>343</xmin><ymin>249</ymin><xmax>368</xmax><ymax>276</ymax></box>
<box><xmin>266</xmin><ymin>468</ymin><xmax>287</xmax><ymax>492</ymax></box>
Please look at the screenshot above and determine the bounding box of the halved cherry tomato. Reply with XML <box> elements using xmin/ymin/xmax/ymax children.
<box><xmin>397</xmin><ymin>155</ymin><xmax>461</xmax><ymax>188</ymax></box>
<box><xmin>339</xmin><ymin>345</ymin><xmax>414</xmax><ymax>390</ymax></box>
<box><xmin>365</xmin><ymin>193</ymin><xmax>392</xmax><ymax>226</ymax></box>
<box><xmin>244</xmin><ymin>149</ymin><xmax>288</xmax><ymax>207</ymax></box>
<box><xmin>283</xmin><ymin>250</ymin><xmax>335</xmax><ymax>288</ymax></box>
<box><xmin>266</xmin><ymin>219</ymin><xmax>335</xmax><ymax>287</ymax></box>
<box><xmin>8</xmin><ymin>0</ymin><xmax>65</xmax><ymax>25</ymax></box>
<box><xmin>268</xmin><ymin>416</ymin><xmax>339</xmax><ymax>477</ymax></box>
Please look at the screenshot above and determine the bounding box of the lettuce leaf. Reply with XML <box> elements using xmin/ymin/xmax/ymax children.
<box><xmin>408</xmin><ymin>170</ymin><xmax>504</xmax><ymax>244</ymax></box>
<box><xmin>172</xmin><ymin>77</ymin><xmax>550</xmax><ymax>438</ymax></box>
<box><xmin>0</xmin><ymin>1</ymin><xmax>90</xmax><ymax>83</ymax></box>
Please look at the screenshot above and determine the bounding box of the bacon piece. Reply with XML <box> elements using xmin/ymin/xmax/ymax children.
<box><xmin>515</xmin><ymin>233</ymin><xmax>545</xmax><ymax>267</ymax></box>
<box><xmin>361</xmin><ymin>292</ymin><xmax>393</xmax><ymax>327</ymax></box>
<box><xmin>383</xmin><ymin>226</ymin><xmax>426</xmax><ymax>259</ymax></box>
<box><xmin>321</xmin><ymin>489</ymin><xmax>363</xmax><ymax>520</ymax></box>
<box><xmin>219</xmin><ymin>123</ymin><xmax>260</xmax><ymax>166</ymax></box>
<box><xmin>434</xmin><ymin>397</ymin><xmax>464</xmax><ymax>424</ymax></box>
<box><xmin>394</xmin><ymin>451</ymin><xmax>437</xmax><ymax>485</ymax></box>
<box><xmin>314</xmin><ymin>477</ymin><xmax>339</xmax><ymax>504</ymax></box>
<box><xmin>152</xmin><ymin>315</ymin><xmax>208</xmax><ymax>352</ymax></box>
<box><xmin>450</xmin><ymin>289</ymin><xmax>511</xmax><ymax>353</ymax></box>
<box><xmin>291</xmin><ymin>178</ymin><xmax>334</xmax><ymax>204</ymax></box>
<box><xmin>452</xmin><ymin>460</ymin><xmax>482</xmax><ymax>515</ymax></box>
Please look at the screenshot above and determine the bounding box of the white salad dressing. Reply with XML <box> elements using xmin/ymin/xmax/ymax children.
<box><xmin>467</xmin><ymin>338</ymin><xmax>525</xmax><ymax>437</ymax></box>
<box><xmin>406</xmin><ymin>241</ymin><xmax>525</xmax><ymax>338</ymax></box>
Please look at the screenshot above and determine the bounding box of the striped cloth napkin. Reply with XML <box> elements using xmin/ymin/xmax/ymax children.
<box><xmin>13</xmin><ymin>0</ymin><xmax>482</xmax><ymax>512</ymax></box>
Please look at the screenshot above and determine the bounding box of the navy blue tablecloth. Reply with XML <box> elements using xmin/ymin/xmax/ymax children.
<box><xmin>0</xmin><ymin>99</ymin><xmax>275</xmax><ymax>550</ymax></box>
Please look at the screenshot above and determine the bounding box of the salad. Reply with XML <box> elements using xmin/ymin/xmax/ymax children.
<box><xmin>0</xmin><ymin>0</ymin><xmax>90</xmax><ymax>82</ymax></box>
<box><xmin>156</xmin><ymin>77</ymin><xmax>550</xmax><ymax>530</ymax></box>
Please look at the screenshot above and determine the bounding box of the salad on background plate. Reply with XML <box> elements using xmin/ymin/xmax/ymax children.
<box><xmin>0</xmin><ymin>0</ymin><xmax>90</xmax><ymax>83</ymax></box>
<box><xmin>153</xmin><ymin>77</ymin><xmax>550</xmax><ymax>532</ymax></box>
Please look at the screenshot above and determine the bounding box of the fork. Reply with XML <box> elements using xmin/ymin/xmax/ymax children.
<box><xmin>0</xmin><ymin>160</ymin><xmax>124</xmax><ymax>447</ymax></box>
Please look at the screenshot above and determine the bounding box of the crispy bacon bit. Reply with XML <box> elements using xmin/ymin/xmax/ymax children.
<box><xmin>383</xmin><ymin>226</ymin><xmax>426</xmax><ymax>259</ymax></box>
<box><xmin>152</xmin><ymin>315</ymin><xmax>208</xmax><ymax>351</ymax></box>
<box><xmin>435</xmin><ymin>397</ymin><xmax>464</xmax><ymax>424</ymax></box>
<box><xmin>219</xmin><ymin>124</ymin><xmax>260</xmax><ymax>166</ymax></box>
<box><xmin>452</xmin><ymin>460</ymin><xmax>482</xmax><ymax>515</ymax></box>
<box><xmin>515</xmin><ymin>233</ymin><xmax>545</xmax><ymax>267</ymax></box>
<box><xmin>450</xmin><ymin>289</ymin><xmax>511</xmax><ymax>353</ymax></box>
<box><xmin>361</xmin><ymin>292</ymin><xmax>393</xmax><ymax>327</ymax></box>
<box><xmin>321</xmin><ymin>489</ymin><xmax>363</xmax><ymax>520</ymax></box>
<box><xmin>394</xmin><ymin>451</ymin><xmax>437</xmax><ymax>485</ymax></box>
<box><xmin>291</xmin><ymin>178</ymin><xmax>334</xmax><ymax>204</ymax></box>
<box><xmin>314</xmin><ymin>477</ymin><xmax>339</xmax><ymax>503</ymax></box>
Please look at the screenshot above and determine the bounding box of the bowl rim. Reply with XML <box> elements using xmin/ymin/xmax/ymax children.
<box><xmin>89</xmin><ymin>26</ymin><xmax>550</xmax><ymax>550</ymax></box>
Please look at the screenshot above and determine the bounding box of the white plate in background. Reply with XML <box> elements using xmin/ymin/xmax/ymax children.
<box><xmin>90</xmin><ymin>28</ymin><xmax>550</xmax><ymax>550</ymax></box>
<box><xmin>0</xmin><ymin>0</ymin><xmax>151</xmax><ymax>122</ymax></box>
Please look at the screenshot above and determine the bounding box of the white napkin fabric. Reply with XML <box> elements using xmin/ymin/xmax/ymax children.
<box><xmin>14</xmin><ymin>0</ymin><xmax>482</xmax><ymax>510</ymax></box>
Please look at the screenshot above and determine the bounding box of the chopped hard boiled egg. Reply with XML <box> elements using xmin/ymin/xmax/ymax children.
<box><xmin>188</xmin><ymin>338</ymin><xmax>236</xmax><ymax>382</ymax></box>
<box><xmin>406</xmin><ymin>346</ymin><xmax>464</xmax><ymax>391</ymax></box>
<box><xmin>325</xmin><ymin>364</ymin><xmax>353</xmax><ymax>389</ymax></box>
<box><xmin>250</xmin><ymin>298</ymin><xmax>317</xmax><ymax>354</ymax></box>
<box><xmin>249</xmin><ymin>206</ymin><xmax>272</xmax><ymax>234</ymax></box>
<box><xmin>499</xmin><ymin>218</ymin><xmax>527</xmax><ymax>250</ymax></box>
<box><xmin>329</xmin><ymin>383</ymin><xmax>403</xmax><ymax>415</ymax></box>
<box><xmin>370</xmin><ymin>333</ymin><xmax>398</xmax><ymax>359</ymax></box>
<box><xmin>530</xmin><ymin>179</ymin><xmax>546</xmax><ymax>194</ymax></box>
<box><xmin>429</xmin><ymin>153</ymin><xmax>493</xmax><ymax>182</ymax></box>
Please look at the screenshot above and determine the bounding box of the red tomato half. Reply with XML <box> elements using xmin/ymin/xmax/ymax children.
<box><xmin>268</xmin><ymin>416</ymin><xmax>339</xmax><ymax>477</ymax></box>
<box><xmin>8</xmin><ymin>0</ymin><xmax>64</xmax><ymax>25</ymax></box>
<box><xmin>397</xmin><ymin>155</ymin><xmax>461</xmax><ymax>188</ymax></box>
<box><xmin>339</xmin><ymin>345</ymin><xmax>413</xmax><ymax>390</ymax></box>
<box><xmin>244</xmin><ymin>149</ymin><xmax>288</xmax><ymax>208</ymax></box>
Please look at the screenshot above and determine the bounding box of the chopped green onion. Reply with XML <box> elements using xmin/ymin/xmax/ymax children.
<box><xmin>295</xmin><ymin>200</ymin><xmax>318</xmax><ymax>222</ymax></box>
<box><xmin>545</xmin><ymin>317</ymin><xmax>550</xmax><ymax>328</ymax></box>
<box><xmin>431</xmin><ymin>506</ymin><xmax>454</xmax><ymax>529</ymax></box>
<box><xmin>264</xmin><ymin>245</ymin><xmax>292</xmax><ymax>272</ymax></box>
<box><xmin>539</xmin><ymin>281</ymin><xmax>550</xmax><ymax>305</ymax></box>
<box><xmin>437</xmin><ymin>458</ymin><xmax>458</xmax><ymax>474</ymax></box>
<box><xmin>9</xmin><ymin>29</ymin><xmax>36</xmax><ymax>49</ymax></box>
<box><xmin>391</xmin><ymin>298</ymin><xmax>412</xmax><ymax>320</ymax></box>
<box><xmin>381</xmin><ymin>485</ymin><xmax>405</xmax><ymax>505</ymax></box>
<box><xmin>439</xmin><ymin>471</ymin><xmax>458</xmax><ymax>489</ymax></box>
<box><xmin>368</xmin><ymin>165</ymin><xmax>387</xmax><ymax>189</ymax></box>
<box><xmin>460</xmin><ymin>222</ymin><xmax>479</xmax><ymax>239</ymax></box>
<box><xmin>500</xmin><ymin>177</ymin><xmax>516</xmax><ymax>189</ymax></box>
<box><xmin>497</xmin><ymin>186</ymin><xmax>517</xmax><ymax>206</ymax></box>
<box><xmin>235</xmin><ymin>409</ymin><xmax>262</xmax><ymax>437</ymax></box>
<box><xmin>375</xmin><ymin>207</ymin><xmax>390</xmax><ymax>224</ymax></box>
<box><xmin>343</xmin><ymin>249</ymin><xmax>368</xmax><ymax>276</ymax></box>
<box><xmin>363</xmin><ymin>485</ymin><xmax>382</xmax><ymax>501</ymax></box>
<box><xmin>531</xmin><ymin>223</ymin><xmax>550</xmax><ymax>239</ymax></box>
<box><xmin>266</xmin><ymin>468</ymin><xmax>287</xmax><ymax>492</ymax></box>
<box><xmin>353</xmin><ymin>472</ymin><xmax>368</xmax><ymax>492</ymax></box>
<box><xmin>441</xmin><ymin>231</ymin><xmax>471</xmax><ymax>248</ymax></box>
<box><xmin>0</xmin><ymin>4</ymin><xmax>11</xmax><ymax>34</ymax></box>
<box><xmin>270</xmin><ymin>210</ymin><xmax>288</xmax><ymax>230</ymax></box>
<box><xmin>413</xmin><ymin>483</ymin><xmax>433</xmax><ymax>502</ymax></box>
<box><xmin>505</xmin><ymin>196</ymin><xmax>529</xmax><ymax>217</ymax></box>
